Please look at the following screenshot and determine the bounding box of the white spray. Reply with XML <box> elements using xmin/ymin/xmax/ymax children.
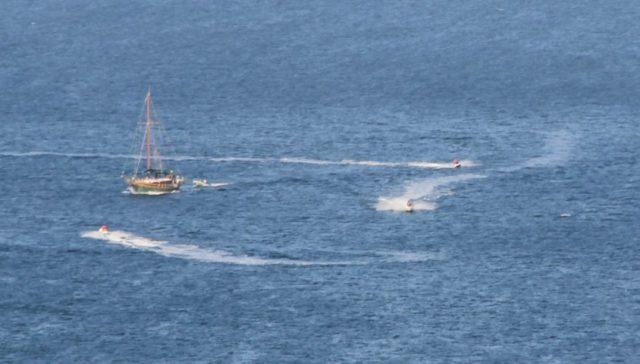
<box><xmin>375</xmin><ymin>174</ymin><xmax>486</xmax><ymax>212</ymax></box>
<box><xmin>81</xmin><ymin>230</ymin><xmax>437</xmax><ymax>266</ymax></box>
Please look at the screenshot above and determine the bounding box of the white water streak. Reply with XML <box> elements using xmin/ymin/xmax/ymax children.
<box><xmin>375</xmin><ymin>174</ymin><xmax>486</xmax><ymax>212</ymax></box>
<box><xmin>81</xmin><ymin>230</ymin><xmax>435</xmax><ymax>266</ymax></box>
<box><xmin>523</xmin><ymin>131</ymin><xmax>573</xmax><ymax>168</ymax></box>
<box><xmin>123</xmin><ymin>187</ymin><xmax>180</xmax><ymax>196</ymax></box>
<box><xmin>376</xmin><ymin>130</ymin><xmax>574</xmax><ymax>213</ymax></box>
<box><xmin>0</xmin><ymin>151</ymin><xmax>476</xmax><ymax>170</ymax></box>
<box><xmin>499</xmin><ymin>131</ymin><xmax>574</xmax><ymax>172</ymax></box>
<box><xmin>280</xmin><ymin>157</ymin><xmax>477</xmax><ymax>169</ymax></box>
<box><xmin>82</xmin><ymin>230</ymin><xmax>321</xmax><ymax>266</ymax></box>
<box><xmin>203</xmin><ymin>182</ymin><xmax>230</xmax><ymax>188</ymax></box>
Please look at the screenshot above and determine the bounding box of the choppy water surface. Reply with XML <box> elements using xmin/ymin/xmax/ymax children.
<box><xmin>2</xmin><ymin>1</ymin><xmax>639</xmax><ymax>362</ymax></box>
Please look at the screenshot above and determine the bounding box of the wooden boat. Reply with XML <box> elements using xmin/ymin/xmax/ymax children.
<box><xmin>124</xmin><ymin>90</ymin><xmax>183</xmax><ymax>194</ymax></box>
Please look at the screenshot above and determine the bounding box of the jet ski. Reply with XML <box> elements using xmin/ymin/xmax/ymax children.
<box><xmin>405</xmin><ymin>199</ymin><xmax>414</xmax><ymax>213</ymax></box>
<box><xmin>452</xmin><ymin>159</ymin><xmax>462</xmax><ymax>169</ymax></box>
<box><xmin>193</xmin><ymin>178</ymin><xmax>208</xmax><ymax>187</ymax></box>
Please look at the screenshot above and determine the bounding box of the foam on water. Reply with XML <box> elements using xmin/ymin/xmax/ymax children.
<box><xmin>375</xmin><ymin>130</ymin><xmax>574</xmax><ymax>213</ymax></box>
<box><xmin>82</xmin><ymin>230</ymin><xmax>320</xmax><ymax>266</ymax></box>
<box><xmin>523</xmin><ymin>130</ymin><xmax>573</xmax><ymax>167</ymax></box>
<box><xmin>375</xmin><ymin>174</ymin><xmax>486</xmax><ymax>212</ymax></box>
<box><xmin>188</xmin><ymin>181</ymin><xmax>230</xmax><ymax>188</ymax></box>
<box><xmin>205</xmin><ymin>182</ymin><xmax>230</xmax><ymax>188</ymax></box>
<box><xmin>378</xmin><ymin>250</ymin><xmax>445</xmax><ymax>262</ymax></box>
<box><xmin>499</xmin><ymin>130</ymin><xmax>574</xmax><ymax>172</ymax></box>
<box><xmin>123</xmin><ymin>187</ymin><xmax>180</xmax><ymax>196</ymax></box>
<box><xmin>0</xmin><ymin>151</ymin><xmax>476</xmax><ymax>170</ymax></box>
<box><xmin>375</xmin><ymin>198</ymin><xmax>438</xmax><ymax>212</ymax></box>
<box><xmin>280</xmin><ymin>157</ymin><xmax>477</xmax><ymax>169</ymax></box>
<box><xmin>81</xmin><ymin>230</ymin><xmax>436</xmax><ymax>266</ymax></box>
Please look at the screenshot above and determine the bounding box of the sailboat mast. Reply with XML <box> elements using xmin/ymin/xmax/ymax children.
<box><xmin>145</xmin><ymin>90</ymin><xmax>152</xmax><ymax>172</ymax></box>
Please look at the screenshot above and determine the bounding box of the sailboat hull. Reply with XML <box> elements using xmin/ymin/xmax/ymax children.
<box><xmin>126</xmin><ymin>177</ymin><xmax>183</xmax><ymax>194</ymax></box>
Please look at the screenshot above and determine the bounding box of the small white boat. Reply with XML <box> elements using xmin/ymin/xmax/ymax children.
<box><xmin>193</xmin><ymin>179</ymin><xmax>208</xmax><ymax>187</ymax></box>
<box><xmin>405</xmin><ymin>199</ymin><xmax>414</xmax><ymax>213</ymax></box>
<box><xmin>452</xmin><ymin>159</ymin><xmax>462</xmax><ymax>169</ymax></box>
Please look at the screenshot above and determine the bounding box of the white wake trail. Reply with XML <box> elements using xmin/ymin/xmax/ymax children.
<box><xmin>280</xmin><ymin>157</ymin><xmax>477</xmax><ymax>169</ymax></box>
<box><xmin>0</xmin><ymin>150</ymin><xmax>477</xmax><ymax>170</ymax></box>
<box><xmin>81</xmin><ymin>230</ymin><xmax>435</xmax><ymax>266</ymax></box>
<box><xmin>376</xmin><ymin>130</ymin><xmax>575</xmax><ymax>213</ymax></box>
<box><xmin>523</xmin><ymin>130</ymin><xmax>573</xmax><ymax>168</ymax></box>
<box><xmin>499</xmin><ymin>130</ymin><xmax>574</xmax><ymax>172</ymax></box>
<box><xmin>375</xmin><ymin>174</ymin><xmax>486</xmax><ymax>212</ymax></box>
<box><xmin>82</xmin><ymin>230</ymin><xmax>321</xmax><ymax>266</ymax></box>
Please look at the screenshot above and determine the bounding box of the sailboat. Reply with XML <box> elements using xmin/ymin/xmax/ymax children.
<box><xmin>124</xmin><ymin>90</ymin><xmax>183</xmax><ymax>194</ymax></box>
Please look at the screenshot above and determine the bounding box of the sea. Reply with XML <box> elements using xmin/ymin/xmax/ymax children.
<box><xmin>1</xmin><ymin>1</ymin><xmax>639</xmax><ymax>362</ymax></box>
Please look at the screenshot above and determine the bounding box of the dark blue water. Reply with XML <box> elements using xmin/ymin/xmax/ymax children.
<box><xmin>2</xmin><ymin>1</ymin><xmax>639</xmax><ymax>362</ymax></box>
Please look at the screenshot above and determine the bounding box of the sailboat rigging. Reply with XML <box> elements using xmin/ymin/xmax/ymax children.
<box><xmin>124</xmin><ymin>90</ymin><xmax>183</xmax><ymax>194</ymax></box>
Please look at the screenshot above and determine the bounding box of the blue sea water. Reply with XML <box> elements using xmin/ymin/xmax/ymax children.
<box><xmin>1</xmin><ymin>1</ymin><xmax>640</xmax><ymax>362</ymax></box>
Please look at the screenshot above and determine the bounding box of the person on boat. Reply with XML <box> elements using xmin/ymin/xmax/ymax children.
<box><xmin>452</xmin><ymin>159</ymin><xmax>462</xmax><ymax>169</ymax></box>
<box><xmin>99</xmin><ymin>225</ymin><xmax>108</xmax><ymax>233</ymax></box>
